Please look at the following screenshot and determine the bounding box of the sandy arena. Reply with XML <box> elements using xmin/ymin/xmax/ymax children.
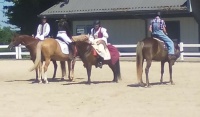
<box><xmin>0</xmin><ymin>59</ymin><xmax>199</xmax><ymax>117</ymax></box>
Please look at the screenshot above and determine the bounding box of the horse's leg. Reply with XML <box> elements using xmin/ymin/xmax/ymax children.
<box><xmin>86</xmin><ymin>64</ymin><xmax>92</xmax><ymax>84</ymax></box>
<box><xmin>67</xmin><ymin>60</ymin><xmax>74</xmax><ymax>81</ymax></box>
<box><xmin>43</xmin><ymin>58</ymin><xmax>51</xmax><ymax>84</ymax></box>
<box><xmin>145</xmin><ymin>60</ymin><xmax>152</xmax><ymax>87</ymax></box>
<box><xmin>35</xmin><ymin>68</ymin><xmax>39</xmax><ymax>82</ymax></box>
<box><xmin>38</xmin><ymin>61</ymin><xmax>43</xmax><ymax>84</ymax></box>
<box><xmin>160</xmin><ymin>61</ymin><xmax>165</xmax><ymax>84</ymax></box>
<box><xmin>60</xmin><ymin>61</ymin><xmax>66</xmax><ymax>81</ymax></box>
<box><xmin>68</xmin><ymin>58</ymin><xmax>76</xmax><ymax>81</ymax></box>
<box><xmin>52</xmin><ymin>60</ymin><xmax>57</xmax><ymax>80</ymax></box>
<box><xmin>108</xmin><ymin>63</ymin><xmax>118</xmax><ymax>82</ymax></box>
<box><xmin>168</xmin><ymin>62</ymin><xmax>175</xmax><ymax>85</ymax></box>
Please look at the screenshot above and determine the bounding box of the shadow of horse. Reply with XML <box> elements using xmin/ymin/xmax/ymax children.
<box><xmin>128</xmin><ymin>81</ymin><xmax>170</xmax><ymax>88</ymax></box>
<box><xmin>136</xmin><ymin>37</ymin><xmax>181</xmax><ymax>87</ymax></box>
<box><xmin>63</xmin><ymin>80</ymin><xmax>115</xmax><ymax>85</ymax></box>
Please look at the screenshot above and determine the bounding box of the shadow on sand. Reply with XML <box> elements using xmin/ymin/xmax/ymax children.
<box><xmin>127</xmin><ymin>81</ymin><xmax>170</xmax><ymax>87</ymax></box>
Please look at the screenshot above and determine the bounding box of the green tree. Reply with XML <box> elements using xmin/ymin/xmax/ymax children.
<box><xmin>4</xmin><ymin>0</ymin><xmax>62</xmax><ymax>35</ymax></box>
<box><xmin>0</xmin><ymin>27</ymin><xmax>15</xmax><ymax>44</ymax></box>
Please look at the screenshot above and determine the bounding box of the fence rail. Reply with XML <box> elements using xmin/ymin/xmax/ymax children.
<box><xmin>0</xmin><ymin>42</ymin><xmax>200</xmax><ymax>60</ymax></box>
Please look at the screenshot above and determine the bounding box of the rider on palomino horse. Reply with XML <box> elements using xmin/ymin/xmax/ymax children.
<box><xmin>149</xmin><ymin>12</ymin><xmax>177</xmax><ymax>60</ymax></box>
<box><xmin>56</xmin><ymin>19</ymin><xmax>76</xmax><ymax>59</ymax></box>
<box><xmin>89</xmin><ymin>20</ymin><xmax>110</xmax><ymax>68</ymax></box>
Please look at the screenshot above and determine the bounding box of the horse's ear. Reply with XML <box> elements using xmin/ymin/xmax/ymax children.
<box><xmin>13</xmin><ymin>33</ymin><xmax>19</xmax><ymax>37</ymax></box>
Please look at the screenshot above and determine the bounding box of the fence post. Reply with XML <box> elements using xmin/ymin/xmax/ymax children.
<box><xmin>18</xmin><ymin>45</ymin><xmax>22</xmax><ymax>59</ymax></box>
<box><xmin>179</xmin><ymin>42</ymin><xmax>184</xmax><ymax>60</ymax></box>
<box><xmin>15</xmin><ymin>46</ymin><xmax>19</xmax><ymax>59</ymax></box>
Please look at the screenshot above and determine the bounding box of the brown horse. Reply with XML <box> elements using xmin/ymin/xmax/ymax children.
<box><xmin>136</xmin><ymin>37</ymin><xmax>180</xmax><ymax>87</ymax></box>
<box><xmin>8</xmin><ymin>34</ymin><xmax>60</xmax><ymax>82</ymax></box>
<box><xmin>29</xmin><ymin>38</ymin><xmax>75</xmax><ymax>84</ymax></box>
<box><xmin>73</xmin><ymin>38</ymin><xmax>121</xmax><ymax>84</ymax></box>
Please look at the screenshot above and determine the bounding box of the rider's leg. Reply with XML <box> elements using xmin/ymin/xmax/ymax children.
<box><xmin>156</xmin><ymin>31</ymin><xmax>176</xmax><ymax>60</ymax></box>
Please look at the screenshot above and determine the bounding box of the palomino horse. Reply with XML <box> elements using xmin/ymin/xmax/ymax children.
<box><xmin>73</xmin><ymin>37</ymin><xmax>121</xmax><ymax>84</ymax></box>
<box><xmin>136</xmin><ymin>37</ymin><xmax>180</xmax><ymax>87</ymax></box>
<box><xmin>8</xmin><ymin>34</ymin><xmax>60</xmax><ymax>82</ymax></box>
<box><xmin>29</xmin><ymin>38</ymin><xmax>75</xmax><ymax>84</ymax></box>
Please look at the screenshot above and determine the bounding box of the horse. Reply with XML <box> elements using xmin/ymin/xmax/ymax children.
<box><xmin>73</xmin><ymin>37</ymin><xmax>121</xmax><ymax>84</ymax></box>
<box><xmin>136</xmin><ymin>37</ymin><xmax>181</xmax><ymax>87</ymax></box>
<box><xmin>8</xmin><ymin>34</ymin><xmax>61</xmax><ymax>82</ymax></box>
<box><xmin>29</xmin><ymin>37</ymin><xmax>75</xmax><ymax>84</ymax></box>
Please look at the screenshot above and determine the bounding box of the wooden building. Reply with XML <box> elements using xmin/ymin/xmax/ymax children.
<box><xmin>39</xmin><ymin>0</ymin><xmax>200</xmax><ymax>52</ymax></box>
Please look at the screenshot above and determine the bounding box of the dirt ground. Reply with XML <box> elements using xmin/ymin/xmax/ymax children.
<box><xmin>0</xmin><ymin>59</ymin><xmax>200</xmax><ymax>117</ymax></box>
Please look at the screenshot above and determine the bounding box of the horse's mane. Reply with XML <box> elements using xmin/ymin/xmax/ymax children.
<box><xmin>75</xmin><ymin>41</ymin><xmax>93</xmax><ymax>58</ymax></box>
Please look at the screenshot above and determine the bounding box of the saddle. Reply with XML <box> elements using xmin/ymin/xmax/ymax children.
<box><xmin>152</xmin><ymin>37</ymin><xmax>168</xmax><ymax>51</ymax></box>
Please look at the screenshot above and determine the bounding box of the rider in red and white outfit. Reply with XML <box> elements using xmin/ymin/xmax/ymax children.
<box><xmin>35</xmin><ymin>16</ymin><xmax>50</xmax><ymax>40</ymax></box>
<box><xmin>89</xmin><ymin>20</ymin><xmax>109</xmax><ymax>68</ymax></box>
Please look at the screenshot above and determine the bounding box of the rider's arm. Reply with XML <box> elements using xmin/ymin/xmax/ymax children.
<box><xmin>35</xmin><ymin>24</ymin><xmax>41</xmax><ymax>38</ymax></box>
<box><xmin>42</xmin><ymin>23</ymin><xmax>50</xmax><ymax>37</ymax></box>
<box><xmin>162</xmin><ymin>20</ymin><xmax>168</xmax><ymax>35</ymax></box>
<box><xmin>149</xmin><ymin>25</ymin><xmax>152</xmax><ymax>33</ymax></box>
<box><xmin>149</xmin><ymin>20</ymin><xmax>153</xmax><ymax>33</ymax></box>
<box><xmin>101</xmin><ymin>28</ymin><xmax>108</xmax><ymax>44</ymax></box>
<box><xmin>89</xmin><ymin>29</ymin><xmax>94</xmax><ymax>43</ymax></box>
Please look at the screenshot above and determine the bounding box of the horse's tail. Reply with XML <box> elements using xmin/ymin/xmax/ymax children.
<box><xmin>136</xmin><ymin>41</ymin><xmax>144</xmax><ymax>84</ymax></box>
<box><xmin>29</xmin><ymin>41</ymin><xmax>43</xmax><ymax>72</ymax></box>
<box><xmin>116</xmin><ymin>59</ymin><xmax>121</xmax><ymax>80</ymax></box>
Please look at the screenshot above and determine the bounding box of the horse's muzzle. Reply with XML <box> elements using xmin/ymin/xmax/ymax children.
<box><xmin>8</xmin><ymin>44</ymin><xmax>14</xmax><ymax>51</ymax></box>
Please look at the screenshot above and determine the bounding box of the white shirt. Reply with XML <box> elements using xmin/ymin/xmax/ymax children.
<box><xmin>35</xmin><ymin>22</ymin><xmax>50</xmax><ymax>40</ymax></box>
<box><xmin>89</xmin><ymin>27</ymin><xmax>109</xmax><ymax>44</ymax></box>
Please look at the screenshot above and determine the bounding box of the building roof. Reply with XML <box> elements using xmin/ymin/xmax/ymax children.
<box><xmin>40</xmin><ymin>0</ymin><xmax>189</xmax><ymax>18</ymax></box>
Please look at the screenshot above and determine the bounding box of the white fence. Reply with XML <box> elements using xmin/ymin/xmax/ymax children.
<box><xmin>0</xmin><ymin>42</ymin><xmax>200</xmax><ymax>60</ymax></box>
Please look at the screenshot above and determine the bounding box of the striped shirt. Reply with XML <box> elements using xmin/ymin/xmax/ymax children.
<box><xmin>150</xmin><ymin>16</ymin><xmax>166</xmax><ymax>30</ymax></box>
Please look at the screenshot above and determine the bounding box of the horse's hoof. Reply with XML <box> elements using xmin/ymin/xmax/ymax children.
<box><xmin>145</xmin><ymin>85</ymin><xmax>151</xmax><ymax>88</ymax></box>
<box><xmin>43</xmin><ymin>80</ymin><xmax>49</xmax><ymax>84</ymax></box>
<box><xmin>52</xmin><ymin>78</ymin><xmax>55</xmax><ymax>81</ymax></box>
<box><xmin>171</xmin><ymin>82</ymin><xmax>175</xmax><ymax>85</ymax></box>
<box><xmin>140</xmin><ymin>83</ymin><xmax>146</xmax><ymax>87</ymax></box>
<box><xmin>38</xmin><ymin>81</ymin><xmax>43</xmax><ymax>84</ymax></box>
<box><xmin>68</xmin><ymin>78</ymin><xmax>73</xmax><ymax>82</ymax></box>
<box><xmin>112</xmin><ymin>79</ymin><xmax>118</xmax><ymax>83</ymax></box>
<box><xmin>61</xmin><ymin>78</ymin><xmax>65</xmax><ymax>81</ymax></box>
<box><xmin>86</xmin><ymin>81</ymin><xmax>91</xmax><ymax>85</ymax></box>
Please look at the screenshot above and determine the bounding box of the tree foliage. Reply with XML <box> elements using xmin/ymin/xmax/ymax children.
<box><xmin>0</xmin><ymin>27</ymin><xmax>15</xmax><ymax>44</ymax></box>
<box><xmin>4</xmin><ymin>0</ymin><xmax>62</xmax><ymax>35</ymax></box>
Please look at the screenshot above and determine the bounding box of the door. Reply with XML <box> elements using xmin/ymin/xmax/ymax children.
<box><xmin>165</xmin><ymin>21</ymin><xmax>180</xmax><ymax>43</ymax></box>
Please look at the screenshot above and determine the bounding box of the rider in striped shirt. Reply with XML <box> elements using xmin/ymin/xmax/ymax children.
<box><xmin>149</xmin><ymin>12</ymin><xmax>176</xmax><ymax>60</ymax></box>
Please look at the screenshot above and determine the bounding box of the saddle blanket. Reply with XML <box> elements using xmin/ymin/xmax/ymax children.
<box><xmin>91</xmin><ymin>39</ymin><xmax>111</xmax><ymax>60</ymax></box>
<box><xmin>55</xmin><ymin>39</ymin><xmax>69</xmax><ymax>54</ymax></box>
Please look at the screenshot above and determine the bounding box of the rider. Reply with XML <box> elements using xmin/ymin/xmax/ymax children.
<box><xmin>149</xmin><ymin>12</ymin><xmax>176</xmax><ymax>60</ymax></box>
<box><xmin>35</xmin><ymin>16</ymin><xmax>50</xmax><ymax>40</ymax></box>
<box><xmin>56</xmin><ymin>19</ymin><xmax>75</xmax><ymax>59</ymax></box>
<box><xmin>89</xmin><ymin>20</ymin><xmax>109</xmax><ymax>68</ymax></box>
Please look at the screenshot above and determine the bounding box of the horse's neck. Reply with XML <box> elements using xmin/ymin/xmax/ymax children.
<box><xmin>21</xmin><ymin>36</ymin><xmax>38</xmax><ymax>49</ymax></box>
<box><xmin>77</xmin><ymin>42</ymin><xmax>93</xmax><ymax>57</ymax></box>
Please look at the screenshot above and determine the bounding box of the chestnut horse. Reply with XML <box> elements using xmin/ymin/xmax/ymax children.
<box><xmin>29</xmin><ymin>38</ymin><xmax>75</xmax><ymax>84</ymax></box>
<box><xmin>73</xmin><ymin>38</ymin><xmax>121</xmax><ymax>84</ymax></box>
<box><xmin>136</xmin><ymin>37</ymin><xmax>181</xmax><ymax>87</ymax></box>
<box><xmin>8</xmin><ymin>34</ymin><xmax>60</xmax><ymax>82</ymax></box>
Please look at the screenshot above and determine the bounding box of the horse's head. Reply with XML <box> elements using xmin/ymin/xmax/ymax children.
<box><xmin>8</xmin><ymin>33</ymin><xmax>21</xmax><ymax>50</ymax></box>
<box><xmin>8</xmin><ymin>34</ymin><xmax>35</xmax><ymax>50</ymax></box>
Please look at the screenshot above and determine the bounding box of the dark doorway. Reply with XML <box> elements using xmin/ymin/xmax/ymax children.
<box><xmin>165</xmin><ymin>21</ymin><xmax>180</xmax><ymax>43</ymax></box>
